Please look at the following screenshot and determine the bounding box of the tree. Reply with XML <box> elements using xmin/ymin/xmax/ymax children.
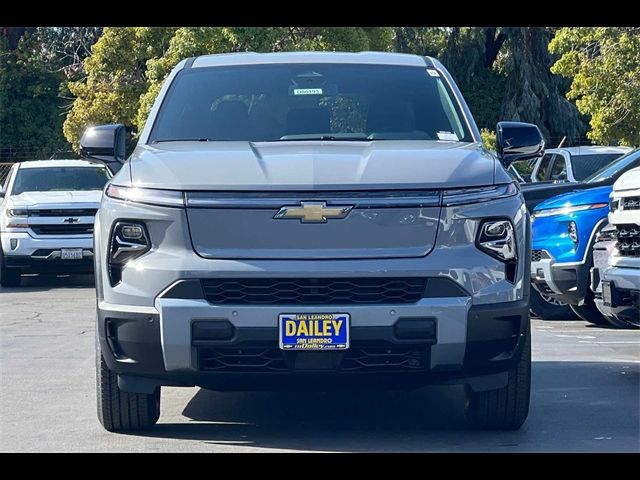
<box><xmin>550</xmin><ymin>27</ymin><xmax>640</xmax><ymax>146</ymax></box>
<box><xmin>436</xmin><ymin>27</ymin><xmax>586</xmax><ymax>144</ymax></box>
<box><xmin>0</xmin><ymin>27</ymin><xmax>102</xmax><ymax>161</ymax></box>
<box><xmin>0</xmin><ymin>29</ymin><xmax>68</xmax><ymax>160</ymax></box>
<box><xmin>63</xmin><ymin>27</ymin><xmax>176</xmax><ymax>149</ymax></box>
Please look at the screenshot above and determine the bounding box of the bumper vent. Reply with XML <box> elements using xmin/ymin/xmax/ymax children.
<box><xmin>531</xmin><ymin>250</ymin><xmax>549</xmax><ymax>262</ymax></box>
<box><xmin>201</xmin><ymin>277</ymin><xmax>428</xmax><ymax>305</ymax></box>
<box><xmin>197</xmin><ymin>344</ymin><xmax>429</xmax><ymax>373</ymax></box>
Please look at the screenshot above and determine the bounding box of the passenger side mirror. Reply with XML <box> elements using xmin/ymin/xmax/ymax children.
<box><xmin>496</xmin><ymin>121</ymin><xmax>545</xmax><ymax>168</ymax></box>
<box><xmin>80</xmin><ymin>124</ymin><xmax>126</xmax><ymax>173</ymax></box>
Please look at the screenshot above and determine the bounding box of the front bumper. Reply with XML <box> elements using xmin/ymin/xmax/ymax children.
<box><xmin>97</xmin><ymin>296</ymin><xmax>529</xmax><ymax>392</ymax></box>
<box><xmin>531</xmin><ymin>251</ymin><xmax>590</xmax><ymax>305</ymax></box>
<box><xmin>595</xmin><ymin>266</ymin><xmax>640</xmax><ymax>324</ymax></box>
<box><xmin>1</xmin><ymin>232</ymin><xmax>94</xmax><ymax>273</ymax></box>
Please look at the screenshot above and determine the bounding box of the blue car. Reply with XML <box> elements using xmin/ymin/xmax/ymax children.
<box><xmin>530</xmin><ymin>149</ymin><xmax>640</xmax><ymax>324</ymax></box>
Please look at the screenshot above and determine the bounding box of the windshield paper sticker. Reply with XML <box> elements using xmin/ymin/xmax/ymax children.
<box><xmin>293</xmin><ymin>88</ymin><xmax>323</xmax><ymax>95</ymax></box>
<box><xmin>437</xmin><ymin>131</ymin><xmax>459</xmax><ymax>141</ymax></box>
<box><xmin>426</xmin><ymin>69</ymin><xmax>440</xmax><ymax>77</ymax></box>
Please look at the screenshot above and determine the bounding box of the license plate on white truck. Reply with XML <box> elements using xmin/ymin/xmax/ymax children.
<box><xmin>60</xmin><ymin>248</ymin><xmax>83</xmax><ymax>260</ymax></box>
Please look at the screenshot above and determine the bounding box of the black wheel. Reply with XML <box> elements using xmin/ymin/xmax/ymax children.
<box><xmin>0</xmin><ymin>249</ymin><xmax>21</xmax><ymax>287</ymax></box>
<box><xmin>529</xmin><ymin>285</ymin><xmax>576</xmax><ymax>320</ymax></box>
<box><xmin>465</xmin><ymin>327</ymin><xmax>531</xmax><ymax>430</ymax></box>
<box><xmin>570</xmin><ymin>303</ymin><xmax>609</xmax><ymax>326</ymax></box>
<box><xmin>96</xmin><ymin>353</ymin><xmax>160</xmax><ymax>432</ymax></box>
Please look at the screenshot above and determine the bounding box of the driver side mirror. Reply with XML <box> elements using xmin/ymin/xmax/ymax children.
<box><xmin>79</xmin><ymin>124</ymin><xmax>126</xmax><ymax>173</ymax></box>
<box><xmin>496</xmin><ymin>121</ymin><xmax>544</xmax><ymax>168</ymax></box>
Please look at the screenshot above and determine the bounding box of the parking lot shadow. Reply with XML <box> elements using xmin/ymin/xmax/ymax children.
<box><xmin>0</xmin><ymin>274</ymin><xmax>95</xmax><ymax>292</ymax></box>
<box><xmin>136</xmin><ymin>361</ymin><xmax>640</xmax><ymax>452</ymax></box>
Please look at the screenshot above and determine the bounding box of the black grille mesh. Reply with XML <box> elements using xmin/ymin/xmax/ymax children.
<box><xmin>621</xmin><ymin>197</ymin><xmax>640</xmax><ymax>211</ymax></box>
<box><xmin>202</xmin><ymin>277</ymin><xmax>428</xmax><ymax>305</ymax></box>
<box><xmin>197</xmin><ymin>344</ymin><xmax>428</xmax><ymax>373</ymax></box>
<box><xmin>616</xmin><ymin>225</ymin><xmax>640</xmax><ymax>257</ymax></box>
<box><xmin>31</xmin><ymin>224</ymin><xmax>94</xmax><ymax>235</ymax></box>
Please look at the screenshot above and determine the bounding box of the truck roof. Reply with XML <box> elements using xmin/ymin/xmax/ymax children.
<box><xmin>18</xmin><ymin>159</ymin><xmax>105</xmax><ymax>169</ymax></box>
<box><xmin>192</xmin><ymin>51</ymin><xmax>433</xmax><ymax>68</ymax></box>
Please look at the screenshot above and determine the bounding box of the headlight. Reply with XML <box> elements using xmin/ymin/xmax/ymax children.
<box><xmin>532</xmin><ymin>203</ymin><xmax>608</xmax><ymax>219</ymax></box>
<box><xmin>7</xmin><ymin>209</ymin><xmax>28</xmax><ymax>217</ymax></box>
<box><xmin>442</xmin><ymin>183</ymin><xmax>518</xmax><ymax>206</ymax></box>
<box><xmin>106</xmin><ymin>184</ymin><xmax>185</xmax><ymax>207</ymax></box>
<box><xmin>108</xmin><ymin>221</ymin><xmax>151</xmax><ymax>285</ymax></box>
<box><xmin>476</xmin><ymin>219</ymin><xmax>517</xmax><ymax>261</ymax></box>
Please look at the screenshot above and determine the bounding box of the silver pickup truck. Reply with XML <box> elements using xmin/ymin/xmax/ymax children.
<box><xmin>80</xmin><ymin>52</ymin><xmax>544</xmax><ymax>432</ymax></box>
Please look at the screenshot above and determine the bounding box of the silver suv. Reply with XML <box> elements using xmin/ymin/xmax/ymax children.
<box><xmin>81</xmin><ymin>52</ymin><xmax>544</xmax><ymax>432</ymax></box>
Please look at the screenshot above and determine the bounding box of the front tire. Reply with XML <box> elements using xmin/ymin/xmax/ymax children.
<box><xmin>529</xmin><ymin>286</ymin><xmax>576</xmax><ymax>320</ymax></box>
<box><xmin>570</xmin><ymin>303</ymin><xmax>608</xmax><ymax>326</ymax></box>
<box><xmin>96</xmin><ymin>354</ymin><xmax>160</xmax><ymax>432</ymax></box>
<box><xmin>603</xmin><ymin>312</ymin><xmax>639</xmax><ymax>330</ymax></box>
<box><xmin>465</xmin><ymin>328</ymin><xmax>531</xmax><ymax>430</ymax></box>
<box><xmin>0</xmin><ymin>250</ymin><xmax>21</xmax><ymax>287</ymax></box>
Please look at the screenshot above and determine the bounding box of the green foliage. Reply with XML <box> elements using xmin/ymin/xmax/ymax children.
<box><xmin>63</xmin><ymin>27</ymin><xmax>176</xmax><ymax>150</ymax></box>
<box><xmin>550</xmin><ymin>27</ymin><xmax>640</xmax><ymax>146</ymax></box>
<box><xmin>480</xmin><ymin>128</ymin><xmax>497</xmax><ymax>152</ymax></box>
<box><xmin>0</xmin><ymin>32</ymin><xmax>69</xmax><ymax>160</ymax></box>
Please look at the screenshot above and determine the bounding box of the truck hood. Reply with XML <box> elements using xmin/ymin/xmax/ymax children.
<box><xmin>128</xmin><ymin>140</ymin><xmax>496</xmax><ymax>190</ymax></box>
<box><xmin>534</xmin><ymin>185</ymin><xmax>612</xmax><ymax>211</ymax></box>
<box><xmin>613</xmin><ymin>166</ymin><xmax>640</xmax><ymax>192</ymax></box>
<box><xmin>8</xmin><ymin>190</ymin><xmax>103</xmax><ymax>208</ymax></box>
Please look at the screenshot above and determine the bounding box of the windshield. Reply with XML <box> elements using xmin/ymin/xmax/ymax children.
<box><xmin>571</xmin><ymin>153</ymin><xmax>627</xmax><ymax>181</ymax></box>
<box><xmin>585</xmin><ymin>149</ymin><xmax>640</xmax><ymax>184</ymax></box>
<box><xmin>12</xmin><ymin>166</ymin><xmax>111</xmax><ymax>195</ymax></box>
<box><xmin>150</xmin><ymin>63</ymin><xmax>472</xmax><ymax>143</ymax></box>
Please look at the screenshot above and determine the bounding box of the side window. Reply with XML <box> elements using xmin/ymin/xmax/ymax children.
<box><xmin>535</xmin><ymin>154</ymin><xmax>554</xmax><ymax>181</ymax></box>
<box><xmin>550</xmin><ymin>155</ymin><xmax>567</xmax><ymax>180</ymax></box>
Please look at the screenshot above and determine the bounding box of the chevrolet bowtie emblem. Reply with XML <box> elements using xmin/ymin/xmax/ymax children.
<box><xmin>63</xmin><ymin>217</ymin><xmax>80</xmax><ymax>224</ymax></box>
<box><xmin>274</xmin><ymin>201</ymin><xmax>353</xmax><ymax>223</ymax></box>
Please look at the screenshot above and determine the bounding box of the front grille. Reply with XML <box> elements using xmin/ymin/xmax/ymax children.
<box><xmin>202</xmin><ymin>277</ymin><xmax>428</xmax><ymax>305</ymax></box>
<box><xmin>199</xmin><ymin>347</ymin><xmax>288</xmax><ymax>372</ymax></box>
<box><xmin>532</xmin><ymin>250</ymin><xmax>543</xmax><ymax>262</ymax></box>
<box><xmin>31</xmin><ymin>224</ymin><xmax>94</xmax><ymax>235</ymax></box>
<box><xmin>621</xmin><ymin>197</ymin><xmax>640</xmax><ymax>210</ymax></box>
<box><xmin>197</xmin><ymin>344</ymin><xmax>428</xmax><ymax>373</ymax></box>
<box><xmin>616</xmin><ymin>225</ymin><xmax>640</xmax><ymax>257</ymax></box>
<box><xmin>28</xmin><ymin>208</ymin><xmax>98</xmax><ymax>217</ymax></box>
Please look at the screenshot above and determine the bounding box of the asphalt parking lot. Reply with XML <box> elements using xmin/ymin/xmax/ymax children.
<box><xmin>1</xmin><ymin>274</ymin><xmax>638</xmax><ymax>452</ymax></box>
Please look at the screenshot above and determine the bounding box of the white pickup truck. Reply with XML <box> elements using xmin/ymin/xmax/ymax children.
<box><xmin>0</xmin><ymin>159</ymin><xmax>111</xmax><ymax>287</ymax></box>
<box><xmin>592</xmin><ymin>166</ymin><xmax>640</xmax><ymax>328</ymax></box>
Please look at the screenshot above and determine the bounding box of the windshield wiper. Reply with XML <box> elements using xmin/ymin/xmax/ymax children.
<box><xmin>153</xmin><ymin>138</ymin><xmax>210</xmax><ymax>143</ymax></box>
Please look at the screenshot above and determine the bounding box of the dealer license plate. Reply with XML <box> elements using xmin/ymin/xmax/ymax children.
<box><xmin>279</xmin><ymin>313</ymin><xmax>349</xmax><ymax>351</ymax></box>
<box><xmin>60</xmin><ymin>248</ymin><xmax>83</xmax><ymax>260</ymax></box>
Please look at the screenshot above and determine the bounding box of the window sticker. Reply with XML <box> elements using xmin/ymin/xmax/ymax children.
<box><xmin>436</xmin><ymin>131</ymin><xmax>459</xmax><ymax>141</ymax></box>
<box><xmin>293</xmin><ymin>88</ymin><xmax>323</xmax><ymax>95</ymax></box>
<box><xmin>426</xmin><ymin>69</ymin><xmax>440</xmax><ymax>77</ymax></box>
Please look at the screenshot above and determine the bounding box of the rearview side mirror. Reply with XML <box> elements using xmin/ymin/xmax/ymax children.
<box><xmin>496</xmin><ymin>121</ymin><xmax>544</xmax><ymax>168</ymax></box>
<box><xmin>80</xmin><ymin>124</ymin><xmax>126</xmax><ymax>173</ymax></box>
